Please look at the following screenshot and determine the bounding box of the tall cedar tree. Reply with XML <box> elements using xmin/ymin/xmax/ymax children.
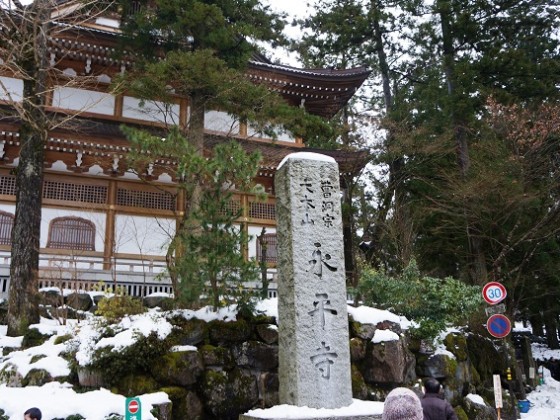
<box><xmin>292</xmin><ymin>0</ymin><xmax>380</xmax><ymax>286</ymax></box>
<box><xmin>296</xmin><ymin>0</ymin><xmax>560</xmax><ymax>340</ymax></box>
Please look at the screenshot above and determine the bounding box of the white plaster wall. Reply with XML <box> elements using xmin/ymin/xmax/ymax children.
<box><xmin>0</xmin><ymin>204</ymin><xmax>15</xmax><ymax>215</ymax></box>
<box><xmin>114</xmin><ymin>215</ymin><xmax>175</xmax><ymax>256</ymax></box>
<box><xmin>247</xmin><ymin>123</ymin><xmax>295</xmax><ymax>142</ymax></box>
<box><xmin>204</xmin><ymin>110</ymin><xmax>239</xmax><ymax>135</ymax></box>
<box><xmin>95</xmin><ymin>17</ymin><xmax>120</xmax><ymax>28</ymax></box>
<box><xmin>123</xmin><ymin>96</ymin><xmax>180</xmax><ymax>125</ymax></box>
<box><xmin>52</xmin><ymin>87</ymin><xmax>115</xmax><ymax>115</ymax></box>
<box><xmin>0</xmin><ymin>77</ymin><xmax>23</xmax><ymax>102</ymax></box>
<box><xmin>248</xmin><ymin>225</ymin><xmax>276</xmax><ymax>259</ymax></box>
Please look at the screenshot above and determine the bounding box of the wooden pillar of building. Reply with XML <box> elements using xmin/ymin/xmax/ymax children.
<box><xmin>103</xmin><ymin>180</ymin><xmax>117</xmax><ymax>270</ymax></box>
<box><xmin>241</xmin><ymin>194</ymin><xmax>249</xmax><ymax>261</ymax></box>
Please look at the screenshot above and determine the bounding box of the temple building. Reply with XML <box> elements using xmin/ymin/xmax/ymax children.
<box><xmin>0</xmin><ymin>1</ymin><xmax>370</xmax><ymax>299</ymax></box>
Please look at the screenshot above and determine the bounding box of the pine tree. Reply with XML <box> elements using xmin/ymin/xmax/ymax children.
<box><xmin>116</xmin><ymin>0</ymin><xmax>328</xmax><ymax>306</ymax></box>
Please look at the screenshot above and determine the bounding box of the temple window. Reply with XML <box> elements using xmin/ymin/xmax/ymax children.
<box><xmin>256</xmin><ymin>233</ymin><xmax>277</xmax><ymax>264</ymax></box>
<box><xmin>0</xmin><ymin>211</ymin><xmax>14</xmax><ymax>245</ymax></box>
<box><xmin>47</xmin><ymin>217</ymin><xmax>96</xmax><ymax>251</ymax></box>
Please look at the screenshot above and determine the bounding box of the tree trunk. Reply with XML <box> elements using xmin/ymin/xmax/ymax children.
<box><xmin>341</xmin><ymin>176</ymin><xmax>358</xmax><ymax>288</ymax></box>
<box><xmin>365</xmin><ymin>1</ymin><xmax>407</xmax><ymax>270</ymax></box>
<box><xmin>544</xmin><ymin>308</ymin><xmax>560</xmax><ymax>350</ymax></box>
<box><xmin>183</xmin><ymin>93</ymin><xmax>205</xmax><ymax>226</ymax></box>
<box><xmin>258</xmin><ymin>227</ymin><xmax>269</xmax><ymax>299</ymax></box>
<box><xmin>529</xmin><ymin>312</ymin><xmax>544</xmax><ymax>337</ymax></box>
<box><xmin>438</xmin><ymin>1</ymin><xmax>487</xmax><ymax>284</ymax></box>
<box><xmin>7</xmin><ymin>0</ymin><xmax>50</xmax><ymax>336</ymax></box>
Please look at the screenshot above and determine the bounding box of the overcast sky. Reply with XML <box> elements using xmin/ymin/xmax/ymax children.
<box><xmin>262</xmin><ymin>0</ymin><xmax>311</xmax><ymax>66</ymax></box>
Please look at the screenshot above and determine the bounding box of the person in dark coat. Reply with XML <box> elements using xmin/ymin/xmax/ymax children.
<box><xmin>421</xmin><ymin>378</ymin><xmax>458</xmax><ymax>420</ymax></box>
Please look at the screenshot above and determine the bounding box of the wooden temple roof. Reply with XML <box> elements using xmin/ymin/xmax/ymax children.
<box><xmin>46</xmin><ymin>10</ymin><xmax>370</xmax><ymax>120</ymax></box>
<box><xmin>247</xmin><ymin>61</ymin><xmax>371</xmax><ymax>119</ymax></box>
<box><xmin>0</xmin><ymin>114</ymin><xmax>370</xmax><ymax>177</ymax></box>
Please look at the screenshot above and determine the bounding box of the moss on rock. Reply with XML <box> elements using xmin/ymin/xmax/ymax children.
<box><xmin>22</xmin><ymin>368</ymin><xmax>53</xmax><ymax>386</ymax></box>
<box><xmin>351</xmin><ymin>364</ymin><xmax>369</xmax><ymax>400</ymax></box>
<box><xmin>200</xmin><ymin>368</ymin><xmax>257</xmax><ymax>419</ymax></box>
<box><xmin>207</xmin><ymin>319</ymin><xmax>252</xmax><ymax>346</ymax></box>
<box><xmin>454</xmin><ymin>406</ymin><xmax>468</xmax><ymax>420</ymax></box>
<box><xmin>350</xmin><ymin>337</ymin><xmax>366</xmax><ymax>362</ymax></box>
<box><xmin>168</xmin><ymin>317</ymin><xmax>207</xmax><ymax>347</ymax></box>
<box><xmin>466</xmin><ymin>334</ymin><xmax>506</xmax><ymax>386</ymax></box>
<box><xmin>200</xmin><ymin>344</ymin><xmax>234</xmax><ymax>370</ymax></box>
<box><xmin>444</xmin><ymin>333</ymin><xmax>468</xmax><ymax>361</ymax></box>
<box><xmin>22</xmin><ymin>328</ymin><xmax>50</xmax><ymax>348</ymax></box>
<box><xmin>151</xmin><ymin>350</ymin><xmax>204</xmax><ymax>386</ymax></box>
<box><xmin>112</xmin><ymin>374</ymin><xmax>159</xmax><ymax>396</ymax></box>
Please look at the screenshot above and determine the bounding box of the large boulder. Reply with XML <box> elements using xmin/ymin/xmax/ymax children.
<box><xmin>254</xmin><ymin>324</ymin><xmax>278</xmax><ymax>345</ymax></box>
<box><xmin>161</xmin><ymin>387</ymin><xmax>204</xmax><ymax>420</ymax></box>
<box><xmin>23</xmin><ymin>368</ymin><xmax>53</xmax><ymax>386</ymax></box>
<box><xmin>350</xmin><ymin>337</ymin><xmax>367</xmax><ymax>362</ymax></box>
<box><xmin>143</xmin><ymin>295</ymin><xmax>174</xmax><ymax>310</ymax></box>
<box><xmin>200</xmin><ymin>344</ymin><xmax>235</xmax><ymax>370</ymax></box>
<box><xmin>65</xmin><ymin>292</ymin><xmax>93</xmax><ymax>312</ymax></box>
<box><xmin>351</xmin><ymin>364</ymin><xmax>369</xmax><ymax>400</ymax></box>
<box><xmin>151</xmin><ymin>349</ymin><xmax>204</xmax><ymax>387</ymax></box>
<box><xmin>169</xmin><ymin>317</ymin><xmax>207</xmax><ymax>347</ymax></box>
<box><xmin>199</xmin><ymin>368</ymin><xmax>258</xmax><ymax>420</ymax></box>
<box><xmin>40</xmin><ymin>289</ymin><xmax>63</xmax><ymax>307</ymax></box>
<box><xmin>466</xmin><ymin>334</ymin><xmax>507</xmax><ymax>388</ymax></box>
<box><xmin>232</xmin><ymin>341</ymin><xmax>278</xmax><ymax>370</ymax></box>
<box><xmin>360</xmin><ymin>335</ymin><xmax>416</xmax><ymax>386</ymax></box>
<box><xmin>416</xmin><ymin>353</ymin><xmax>456</xmax><ymax>379</ymax></box>
<box><xmin>113</xmin><ymin>373</ymin><xmax>160</xmax><ymax>397</ymax></box>
<box><xmin>350</xmin><ymin>320</ymin><xmax>377</xmax><ymax>340</ymax></box>
<box><xmin>207</xmin><ymin>319</ymin><xmax>252</xmax><ymax>346</ymax></box>
<box><xmin>462</xmin><ymin>394</ymin><xmax>498</xmax><ymax>420</ymax></box>
<box><xmin>151</xmin><ymin>401</ymin><xmax>172</xmax><ymax>420</ymax></box>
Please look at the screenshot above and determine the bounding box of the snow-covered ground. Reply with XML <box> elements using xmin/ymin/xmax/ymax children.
<box><xmin>519</xmin><ymin>368</ymin><xmax>560</xmax><ymax>419</ymax></box>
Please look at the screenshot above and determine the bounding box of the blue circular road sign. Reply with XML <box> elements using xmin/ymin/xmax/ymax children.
<box><xmin>487</xmin><ymin>314</ymin><xmax>511</xmax><ymax>338</ymax></box>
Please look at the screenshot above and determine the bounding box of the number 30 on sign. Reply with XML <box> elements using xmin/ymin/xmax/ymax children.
<box><xmin>482</xmin><ymin>282</ymin><xmax>507</xmax><ymax>305</ymax></box>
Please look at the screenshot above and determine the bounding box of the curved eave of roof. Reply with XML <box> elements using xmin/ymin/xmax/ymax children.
<box><xmin>203</xmin><ymin>134</ymin><xmax>370</xmax><ymax>177</ymax></box>
<box><xmin>247</xmin><ymin>60</ymin><xmax>371</xmax><ymax>119</ymax></box>
<box><xmin>249</xmin><ymin>60</ymin><xmax>371</xmax><ymax>80</ymax></box>
<box><xmin>0</xmin><ymin>114</ymin><xmax>368</xmax><ymax>177</ymax></box>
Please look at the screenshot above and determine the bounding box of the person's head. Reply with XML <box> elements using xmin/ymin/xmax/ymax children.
<box><xmin>24</xmin><ymin>407</ymin><xmax>42</xmax><ymax>420</ymax></box>
<box><xmin>424</xmin><ymin>377</ymin><xmax>442</xmax><ymax>394</ymax></box>
<box><xmin>382</xmin><ymin>387</ymin><xmax>423</xmax><ymax>420</ymax></box>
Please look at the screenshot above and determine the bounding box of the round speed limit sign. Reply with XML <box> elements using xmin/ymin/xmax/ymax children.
<box><xmin>482</xmin><ymin>282</ymin><xmax>507</xmax><ymax>305</ymax></box>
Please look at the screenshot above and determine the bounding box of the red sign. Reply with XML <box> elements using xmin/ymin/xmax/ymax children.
<box><xmin>127</xmin><ymin>400</ymin><xmax>139</xmax><ymax>415</ymax></box>
<box><xmin>482</xmin><ymin>282</ymin><xmax>507</xmax><ymax>305</ymax></box>
<box><xmin>487</xmin><ymin>314</ymin><xmax>511</xmax><ymax>338</ymax></box>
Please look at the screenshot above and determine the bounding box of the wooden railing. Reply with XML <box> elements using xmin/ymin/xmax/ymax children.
<box><xmin>0</xmin><ymin>250</ymin><xmax>280</xmax><ymax>301</ymax></box>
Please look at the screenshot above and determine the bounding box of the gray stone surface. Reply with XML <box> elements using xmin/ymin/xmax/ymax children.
<box><xmin>275</xmin><ymin>153</ymin><xmax>352</xmax><ymax>409</ymax></box>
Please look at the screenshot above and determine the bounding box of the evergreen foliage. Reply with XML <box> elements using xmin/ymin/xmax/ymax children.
<box><xmin>294</xmin><ymin>0</ymin><xmax>560</xmax><ymax>345</ymax></box>
<box><xmin>358</xmin><ymin>260</ymin><xmax>483</xmax><ymax>338</ymax></box>
<box><xmin>123</xmin><ymin>127</ymin><xmax>262</xmax><ymax>310</ymax></box>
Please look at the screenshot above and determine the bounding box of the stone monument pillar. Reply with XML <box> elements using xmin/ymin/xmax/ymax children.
<box><xmin>275</xmin><ymin>152</ymin><xmax>353</xmax><ymax>409</ymax></box>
